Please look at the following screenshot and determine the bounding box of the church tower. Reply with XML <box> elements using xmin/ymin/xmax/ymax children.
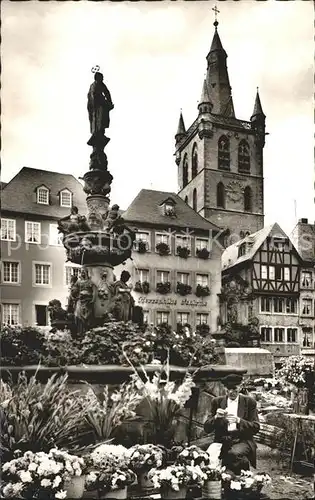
<box><xmin>175</xmin><ymin>18</ymin><xmax>266</xmax><ymax>243</ymax></box>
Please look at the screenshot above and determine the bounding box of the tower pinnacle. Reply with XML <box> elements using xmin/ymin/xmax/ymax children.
<box><xmin>175</xmin><ymin>111</ymin><xmax>186</xmax><ymax>142</ymax></box>
<box><xmin>206</xmin><ymin>21</ymin><xmax>235</xmax><ymax>117</ymax></box>
<box><xmin>251</xmin><ymin>88</ymin><xmax>265</xmax><ymax>119</ymax></box>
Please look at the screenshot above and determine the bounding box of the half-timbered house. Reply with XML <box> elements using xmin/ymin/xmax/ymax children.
<box><xmin>220</xmin><ymin>223</ymin><xmax>302</xmax><ymax>364</ymax></box>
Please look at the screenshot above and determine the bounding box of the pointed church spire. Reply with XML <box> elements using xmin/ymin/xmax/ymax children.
<box><xmin>206</xmin><ymin>20</ymin><xmax>235</xmax><ymax>118</ymax></box>
<box><xmin>251</xmin><ymin>88</ymin><xmax>265</xmax><ymax>119</ymax></box>
<box><xmin>175</xmin><ymin>111</ymin><xmax>186</xmax><ymax>143</ymax></box>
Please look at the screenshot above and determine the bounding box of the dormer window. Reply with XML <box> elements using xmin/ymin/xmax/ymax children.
<box><xmin>37</xmin><ymin>186</ymin><xmax>49</xmax><ymax>205</ymax></box>
<box><xmin>60</xmin><ymin>189</ymin><xmax>72</xmax><ymax>208</ymax></box>
<box><xmin>161</xmin><ymin>198</ymin><xmax>176</xmax><ymax>217</ymax></box>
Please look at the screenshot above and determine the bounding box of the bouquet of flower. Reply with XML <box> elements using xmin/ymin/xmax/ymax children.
<box><xmin>223</xmin><ymin>470</ymin><xmax>271</xmax><ymax>496</ymax></box>
<box><xmin>176</xmin><ymin>446</ymin><xmax>210</xmax><ymax>467</ymax></box>
<box><xmin>277</xmin><ymin>356</ymin><xmax>315</xmax><ymax>387</ymax></box>
<box><xmin>124</xmin><ymin>350</ymin><xmax>196</xmax><ymax>447</ymax></box>
<box><xmin>85</xmin><ymin>448</ymin><xmax>136</xmax><ymax>496</ymax></box>
<box><xmin>148</xmin><ymin>464</ymin><xmax>206</xmax><ymax>491</ymax></box>
<box><xmin>83</xmin><ymin>380</ymin><xmax>143</xmax><ymax>442</ymax></box>
<box><xmin>1</xmin><ymin>448</ymin><xmax>85</xmax><ymax>499</ymax></box>
<box><xmin>127</xmin><ymin>444</ymin><xmax>164</xmax><ymax>473</ymax></box>
<box><xmin>202</xmin><ymin>464</ymin><xmax>226</xmax><ymax>481</ymax></box>
<box><xmin>87</xmin><ymin>444</ymin><xmax>128</xmax><ymax>468</ymax></box>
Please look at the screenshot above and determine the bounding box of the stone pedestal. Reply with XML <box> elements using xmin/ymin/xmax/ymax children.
<box><xmin>224</xmin><ymin>347</ymin><xmax>274</xmax><ymax>377</ymax></box>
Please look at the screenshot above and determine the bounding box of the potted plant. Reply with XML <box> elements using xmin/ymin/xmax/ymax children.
<box><xmin>142</xmin><ymin>281</ymin><xmax>150</xmax><ymax>294</ymax></box>
<box><xmin>149</xmin><ymin>464</ymin><xmax>205</xmax><ymax>499</ymax></box>
<box><xmin>124</xmin><ymin>353</ymin><xmax>196</xmax><ymax>450</ymax></box>
<box><xmin>176</xmin><ymin>282</ymin><xmax>192</xmax><ymax>296</ymax></box>
<box><xmin>196</xmin><ymin>247</ymin><xmax>210</xmax><ymax>259</ymax></box>
<box><xmin>156</xmin><ymin>282</ymin><xmax>171</xmax><ymax>295</ymax></box>
<box><xmin>176</xmin><ymin>445</ymin><xmax>211</xmax><ymax>468</ymax></box>
<box><xmin>201</xmin><ymin>465</ymin><xmax>226</xmax><ymax>499</ymax></box>
<box><xmin>127</xmin><ymin>444</ymin><xmax>164</xmax><ymax>492</ymax></box>
<box><xmin>176</xmin><ymin>246</ymin><xmax>190</xmax><ymax>259</ymax></box>
<box><xmin>196</xmin><ymin>284</ymin><xmax>210</xmax><ymax>297</ymax></box>
<box><xmin>222</xmin><ymin>470</ymin><xmax>271</xmax><ymax>499</ymax></box>
<box><xmin>134</xmin><ymin>281</ymin><xmax>143</xmax><ymax>293</ymax></box>
<box><xmin>1</xmin><ymin>448</ymin><xmax>86</xmax><ymax>499</ymax></box>
<box><xmin>83</xmin><ymin>382</ymin><xmax>144</xmax><ymax>443</ymax></box>
<box><xmin>156</xmin><ymin>242</ymin><xmax>170</xmax><ymax>256</ymax></box>
<box><xmin>85</xmin><ymin>445</ymin><xmax>135</xmax><ymax>499</ymax></box>
<box><xmin>137</xmin><ymin>240</ymin><xmax>147</xmax><ymax>254</ymax></box>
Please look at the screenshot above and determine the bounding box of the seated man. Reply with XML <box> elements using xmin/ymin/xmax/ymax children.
<box><xmin>204</xmin><ymin>374</ymin><xmax>260</xmax><ymax>475</ymax></box>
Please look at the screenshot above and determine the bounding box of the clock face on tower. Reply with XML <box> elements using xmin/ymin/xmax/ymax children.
<box><xmin>226</xmin><ymin>181</ymin><xmax>244</xmax><ymax>202</ymax></box>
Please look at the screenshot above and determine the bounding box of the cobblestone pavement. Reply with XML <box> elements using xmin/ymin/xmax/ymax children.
<box><xmin>256</xmin><ymin>445</ymin><xmax>314</xmax><ymax>499</ymax></box>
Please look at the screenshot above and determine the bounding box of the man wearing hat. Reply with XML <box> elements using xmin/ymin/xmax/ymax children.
<box><xmin>204</xmin><ymin>374</ymin><xmax>260</xmax><ymax>474</ymax></box>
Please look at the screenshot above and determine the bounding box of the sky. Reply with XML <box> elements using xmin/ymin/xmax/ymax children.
<box><xmin>2</xmin><ymin>0</ymin><xmax>314</xmax><ymax>235</ymax></box>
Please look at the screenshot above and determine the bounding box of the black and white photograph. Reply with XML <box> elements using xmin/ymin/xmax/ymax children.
<box><xmin>1</xmin><ymin>1</ymin><xmax>314</xmax><ymax>499</ymax></box>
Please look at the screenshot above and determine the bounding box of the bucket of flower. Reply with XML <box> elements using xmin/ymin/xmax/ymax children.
<box><xmin>84</xmin><ymin>444</ymin><xmax>136</xmax><ymax>500</ymax></box>
<box><xmin>1</xmin><ymin>448</ymin><xmax>86</xmax><ymax>499</ymax></box>
<box><xmin>222</xmin><ymin>470</ymin><xmax>271</xmax><ymax>500</ymax></box>
<box><xmin>127</xmin><ymin>443</ymin><xmax>164</xmax><ymax>496</ymax></box>
<box><xmin>148</xmin><ymin>463</ymin><xmax>205</xmax><ymax>499</ymax></box>
<box><xmin>176</xmin><ymin>444</ymin><xmax>225</xmax><ymax>499</ymax></box>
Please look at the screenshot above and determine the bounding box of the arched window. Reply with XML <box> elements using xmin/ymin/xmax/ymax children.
<box><xmin>192</xmin><ymin>144</ymin><xmax>198</xmax><ymax>179</ymax></box>
<box><xmin>183</xmin><ymin>155</ymin><xmax>188</xmax><ymax>187</ymax></box>
<box><xmin>238</xmin><ymin>140</ymin><xmax>250</xmax><ymax>172</ymax></box>
<box><xmin>184</xmin><ymin>195</ymin><xmax>188</xmax><ymax>204</ymax></box>
<box><xmin>193</xmin><ymin>188</ymin><xmax>197</xmax><ymax>211</ymax></box>
<box><xmin>216</xmin><ymin>182</ymin><xmax>225</xmax><ymax>208</ymax></box>
<box><xmin>244</xmin><ymin>186</ymin><xmax>252</xmax><ymax>212</ymax></box>
<box><xmin>218</xmin><ymin>135</ymin><xmax>230</xmax><ymax>170</ymax></box>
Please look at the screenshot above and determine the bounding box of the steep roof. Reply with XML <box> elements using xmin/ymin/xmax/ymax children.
<box><xmin>1</xmin><ymin>167</ymin><xmax>87</xmax><ymax>219</ymax></box>
<box><xmin>222</xmin><ymin>223</ymin><xmax>294</xmax><ymax>271</ymax></box>
<box><xmin>123</xmin><ymin>189</ymin><xmax>221</xmax><ymax>232</ymax></box>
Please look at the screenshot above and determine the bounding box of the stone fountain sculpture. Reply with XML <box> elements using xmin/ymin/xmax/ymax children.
<box><xmin>53</xmin><ymin>68</ymin><xmax>137</xmax><ymax>333</ymax></box>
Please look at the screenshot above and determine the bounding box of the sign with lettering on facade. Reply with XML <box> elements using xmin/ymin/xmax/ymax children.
<box><xmin>137</xmin><ymin>296</ymin><xmax>208</xmax><ymax>308</ymax></box>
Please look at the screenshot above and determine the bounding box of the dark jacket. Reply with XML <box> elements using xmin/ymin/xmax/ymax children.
<box><xmin>204</xmin><ymin>394</ymin><xmax>260</xmax><ymax>467</ymax></box>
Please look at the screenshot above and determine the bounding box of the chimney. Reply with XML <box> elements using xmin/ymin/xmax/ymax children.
<box><xmin>299</xmin><ymin>218</ymin><xmax>308</xmax><ymax>224</ymax></box>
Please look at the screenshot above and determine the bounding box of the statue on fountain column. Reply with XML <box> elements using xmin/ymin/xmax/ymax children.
<box><xmin>110</xmin><ymin>270</ymin><xmax>135</xmax><ymax>322</ymax></box>
<box><xmin>58</xmin><ymin>206</ymin><xmax>90</xmax><ymax>236</ymax></box>
<box><xmin>74</xmin><ymin>269</ymin><xmax>96</xmax><ymax>333</ymax></box>
<box><xmin>67</xmin><ymin>275</ymin><xmax>79</xmax><ymax>314</ymax></box>
<box><xmin>87</xmin><ymin>71</ymin><xmax>114</xmax><ymax>148</ymax></box>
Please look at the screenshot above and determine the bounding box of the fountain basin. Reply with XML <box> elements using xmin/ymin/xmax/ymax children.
<box><xmin>63</xmin><ymin>230</ymin><xmax>134</xmax><ymax>266</ymax></box>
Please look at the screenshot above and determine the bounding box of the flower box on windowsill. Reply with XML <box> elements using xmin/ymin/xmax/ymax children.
<box><xmin>176</xmin><ymin>246</ymin><xmax>190</xmax><ymax>259</ymax></box>
<box><xmin>196</xmin><ymin>324</ymin><xmax>210</xmax><ymax>335</ymax></box>
<box><xmin>176</xmin><ymin>282</ymin><xmax>192</xmax><ymax>296</ymax></box>
<box><xmin>156</xmin><ymin>242</ymin><xmax>170</xmax><ymax>256</ymax></box>
<box><xmin>196</xmin><ymin>248</ymin><xmax>210</xmax><ymax>260</ymax></box>
<box><xmin>156</xmin><ymin>282</ymin><xmax>171</xmax><ymax>294</ymax></box>
<box><xmin>196</xmin><ymin>284</ymin><xmax>210</xmax><ymax>297</ymax></box>
<box><xmin>134</xmin><ymin>281</ymin><xmax>150</xmax><ymax>294</ymax></box>
<box><xmin>137</xmin><ymin>240</ymin><xmax>148</xmax><ymax>254</ymax></box>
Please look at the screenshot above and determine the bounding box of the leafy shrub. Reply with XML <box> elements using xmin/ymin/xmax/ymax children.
<box><xmin>0</xmin><ymin>326</ymin><xmax>45</xmax><ymax>366</ymax></box>
<box><xmin>0</xmin><ymin>323</ymin><xmax>219</xmax><ymax>368</ymax></box>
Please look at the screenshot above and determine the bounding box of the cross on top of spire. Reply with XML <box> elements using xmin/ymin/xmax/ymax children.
<box><xmin>212</xmin><ymin>5</ymin><xmax>220</xmax><ymax>27</ymax></box>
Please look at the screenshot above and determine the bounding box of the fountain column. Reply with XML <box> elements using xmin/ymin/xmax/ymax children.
<box><xmin>58</xmin><ymin>68</ymin><xmax>135</xmax><ymax>331</ymax></box>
